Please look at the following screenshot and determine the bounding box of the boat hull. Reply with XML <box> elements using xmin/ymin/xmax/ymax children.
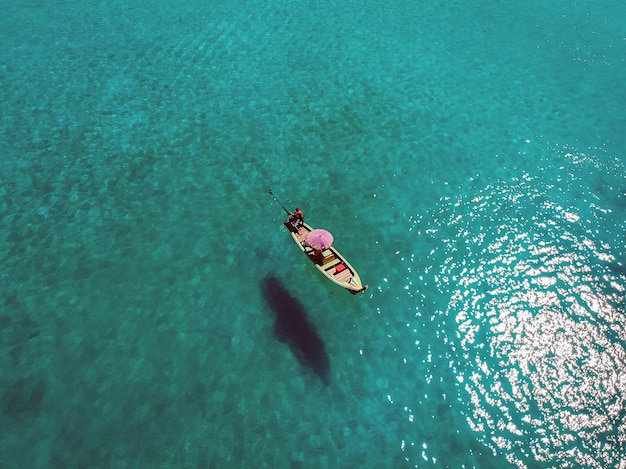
<box><xmin>289</xmin><ymin>222</ymin><xmax>367</xmax><ymax>294</ymax></box>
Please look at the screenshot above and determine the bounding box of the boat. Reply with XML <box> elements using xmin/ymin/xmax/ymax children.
<box><xmin>270</xmin><ymin>190</ymin><xmax>368</xmax><ymax>295</ymax></box>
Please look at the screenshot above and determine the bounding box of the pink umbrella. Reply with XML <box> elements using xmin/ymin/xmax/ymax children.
<box><xmin>305</xmin><ymin>229</ymin><xmax>334</xmax><ymax>250</ymax></box>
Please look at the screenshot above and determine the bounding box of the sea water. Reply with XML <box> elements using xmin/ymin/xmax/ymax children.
<box><xmin>1</xmin><ymin>1</ymin><xmax>625</xmax><ymax>468</ymax></box>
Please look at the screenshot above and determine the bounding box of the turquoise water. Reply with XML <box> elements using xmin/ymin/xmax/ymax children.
<box><xmin>1</xmin><ymin>0</ymin><xmax>625</xmax><ymax>467</ymax></box>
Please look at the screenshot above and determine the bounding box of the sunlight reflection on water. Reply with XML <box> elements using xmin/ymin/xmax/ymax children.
<box><xmin>430</xmin><ymin>149</ymin><xmax>626</xmax><ymax>468</ymax></box>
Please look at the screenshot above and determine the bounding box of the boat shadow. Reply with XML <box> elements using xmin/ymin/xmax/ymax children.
<box><xmin>260</xmin><ymin>275</ymin><xmax>330</xmax><ymax>385</ymax></box>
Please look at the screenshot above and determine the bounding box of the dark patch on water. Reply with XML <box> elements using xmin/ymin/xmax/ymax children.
<box><xmin>260</xmin><ymin>275</ymin><xmax>330</xmax><ymax>385</ymax></box>
<box><xmin>2</xmin><ymin>377</ymin><xmax>45</xmax><ymax>415</ymax></box>
<box><xmin>0</xmin><ymin>310</ymin><xmax>41</xmax><ymax>365</ymax></box>
<box><xmin>607</xmin><ymin>260</ymin><xmax>626</xmax><ymax>279</ymax></box>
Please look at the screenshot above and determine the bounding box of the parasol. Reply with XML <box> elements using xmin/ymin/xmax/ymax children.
<box><xmin>305</xmin><ymin>229</ymin><xmax>334</xmax><ymax>250</ymax></box>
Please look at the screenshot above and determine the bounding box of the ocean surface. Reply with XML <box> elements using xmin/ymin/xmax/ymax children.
<box><xmin>1</xmin><ymin>1</ymin><xmax>625</xmax><ymax>468</ymax></box>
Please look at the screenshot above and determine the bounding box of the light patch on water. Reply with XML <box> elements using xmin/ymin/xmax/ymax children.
<box><xmin>429</xmin><ymin>149</ymin><xmax>626</xmax><ymax>469</ymax></box>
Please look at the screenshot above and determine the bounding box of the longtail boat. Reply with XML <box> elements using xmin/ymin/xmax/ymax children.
<box><xmin>270</xmin><ymin>190</ymin><xmax>368</xmax><ymax>295</ymax></box>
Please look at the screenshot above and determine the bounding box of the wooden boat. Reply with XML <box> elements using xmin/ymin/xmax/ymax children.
<box><xmin>269</xmin><ymin>190</ymin><xmax>367</xmax><ymax>294</ymax></box>
<box><xmin>287</xmin><ymin>220</ymin><xmax>368</xmax><ymax>295</ymax></box>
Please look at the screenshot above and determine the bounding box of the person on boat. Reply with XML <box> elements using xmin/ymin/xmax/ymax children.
<box><xmin>288</xmin><ymin>208</ymin><xmax>304</xmax><ymax>232</ymax></box>
<box><xmin>293</xmin><ymin>208</ymin><xmax>304</xmax><ymax>225</ymax></box>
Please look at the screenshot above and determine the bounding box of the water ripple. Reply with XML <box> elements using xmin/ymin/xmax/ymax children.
<box><xmin>431</xmin><ymin>152</ymin><xmax>626</xmax><ymax>468</ymax></box>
